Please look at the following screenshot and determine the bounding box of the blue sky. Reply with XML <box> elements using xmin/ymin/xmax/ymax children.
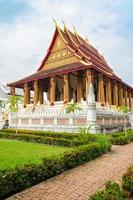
<box><xmin>0</xmin><ymin>0</ymin><xmax>31</xmax><ymax>22</ymax></box>
<box><xmin>0</xmin><ymin>0</ymin><xmax>133</xmax><ymax>86</ymax></box>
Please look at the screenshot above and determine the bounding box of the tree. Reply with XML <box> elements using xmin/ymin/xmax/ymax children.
<box><xmin>118</xmin><ymin>106</ymin><xmax>129</xmax><ymax>137</ymax></box>
<box><xmin>65</xmin><ymin>101</ymin><xmax>82</xmax><ymax>114</ymax></box>
<box><xmin>65</xmin><ymin>100</ymin><xmax>82</xmax><ymax>132</ymax></box>
<box><xmin>0</xmin><ymin>100</ymin><xmax>5</xmax><ymax>129</ymax></box>
<box><xmin>0</xmin><ymin>100</ymin><xmax>5</xmax><ymax>111</ymax></box>
<box><xmin>8</xmin><ymin>95</ymin><xmax>23</xmax><ymax>133</ymax></box>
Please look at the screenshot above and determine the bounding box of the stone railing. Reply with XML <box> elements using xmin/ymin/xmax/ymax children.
<box><xmin>8</xmin><ymin>84</ymin><xmax>133</xmax><ymax>133</ymax></box>
<box><xmin>9</xmin><ymin>103</ymin><xmax>132</xmax><ymax>134</ymax></box>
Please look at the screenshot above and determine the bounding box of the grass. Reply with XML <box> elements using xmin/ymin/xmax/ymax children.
<box><xmin>0</xmin><ymin>139</ymin><xmax>73</xmax><ymax>170</ymax></box>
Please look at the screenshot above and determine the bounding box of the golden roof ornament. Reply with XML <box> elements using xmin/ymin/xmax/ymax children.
<box><xmin>85</xmin><ymin>36</ymin><xmax>90</xmax><ymax>44</ymax></box>
<box><xmin>52</xmin><ymin>17</ymin><xmax>58</xmax><ymax>27</ymax></box>
<box><xmin>61</xmin><ymin>19</ymin><xmax>67</xmax><ymax>30</ymax></box>
<box><xmin>73</xmin><ymin>26</ymin><xmax>77</xmax><ymax>35</ymax></box>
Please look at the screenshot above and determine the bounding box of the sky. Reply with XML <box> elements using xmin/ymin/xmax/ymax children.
<box><xmin>0</xmin><ymin>0</ymin><xmax>133</xmax><ymax>86</ymax></box>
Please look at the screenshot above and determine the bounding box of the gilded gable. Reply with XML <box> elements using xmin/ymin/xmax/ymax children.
<box><xmin>41</xmin><ymin>33</ymin><xmax>80</xmax><ymax>71</ymax></box>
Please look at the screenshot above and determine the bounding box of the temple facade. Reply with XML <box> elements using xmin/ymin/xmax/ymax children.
<box><xmin>8</xmin><ymin>22</ymin><xmax>133</xmax><ymax>109</ymax></box>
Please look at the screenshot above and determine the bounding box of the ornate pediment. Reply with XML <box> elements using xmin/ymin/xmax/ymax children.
<box><xmin>41</xmin><ymin>33</ymin><xmax>80</xmax><ymax>71</ymax></box>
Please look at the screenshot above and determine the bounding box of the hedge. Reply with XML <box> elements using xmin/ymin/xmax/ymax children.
<box><xmin>89</xmin><ymin>181</ymin><xmax>126</xmax><ymax>200</ymax></box>
<box><xmin>111</xmin><ymin>131</ymin><xmax>133</xmax><ymax>145</ymax></box>
<box><xmin>1</xmin><ymin>128</ymin><xmax>98</xmax><ymax>141</ymax></box>
<box><xmin>122</xmin><ymin>164</ymin><xmax>133</xmax><ymax>193</ymax></box>
<box><xmin>0</xmin><ymin>132</ymin><xmax>86</xmax><ymax>147</ymax></box>
<box><xmin>0</xmin><ymin>143</ymin><xmax>103</xmax><ymax>199</ymax></box>
<box><xmin>2</xmin><ymin>129</ymin><xmax>78</xmax><ymax>139</ymax></box>
<box><xmin>111</xmin><ymin>136</ymin><xmax>129</xmax><ymax>145</ymax></box>
<box><xmin>89</xmin><ymin>164</ymin><xmax>133</xmax><ymax>200</ymax></box>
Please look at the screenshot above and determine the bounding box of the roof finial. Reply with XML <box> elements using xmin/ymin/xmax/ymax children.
<box><xmin>85</xmin><ymin>36</ymin><xmax>89</xmax><ymax>44</ymax></box>
<box><xmin>73</xmin><ymin>26</ymin><xmax>77</xmax><ymax>35</ymax></box>
<box><xmin>52</xmin><ymin>17</ymin><xmax>58</xmax><ymax>27</ymax></box>
<box><xmin>61</xmin><ymin>18</ymin><xmax>67</xmax><ymax>30</ymax></box>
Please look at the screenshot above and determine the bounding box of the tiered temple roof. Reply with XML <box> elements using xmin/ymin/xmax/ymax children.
<box><xmin>8</xmin><ymin>21</ymin><xmax>132</xmax><ymax>89</ymax></box>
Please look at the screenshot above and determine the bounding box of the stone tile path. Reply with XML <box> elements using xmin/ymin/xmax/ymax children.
<box><xmin>6</xmin><ymin>143</ymin><xmax>133</xmax><ymax>200</ymax></box>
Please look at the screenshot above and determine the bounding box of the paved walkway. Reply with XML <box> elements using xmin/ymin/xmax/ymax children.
<box><xmin>6</xmin><ymin>143</ymin><xmax>133</xmax><ymax>200</ymax></box>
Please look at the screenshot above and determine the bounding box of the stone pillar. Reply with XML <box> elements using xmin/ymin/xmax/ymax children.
<box><xmin>64</xmin><ymin>74</ymin><xmax>69</xmax><ymax>102</ymax></box>
<box><xmin>106</xmin><ymin>78</ymin><xmax>112</xmax><ymax>105</ymax></box>
<box><xmin>24</xmin><ymin>83</ymin><xmax>30</xmax><ymax>106</ymax></box>
<box><xmin>98</xmin><ymin>74</ymin><xmax>105</xmax><ymax>105</ymax></box>
<box><xmin>11</xmin><ymin>86</ymin><xmax>15</xmax><ymax>96</ymax></box>
<box><xmin>34</xmin><ymin>80</ymin><xmax>39</xmax><ymax>105</ymax></box>
<box><xmin>39</xmin><ymin>81</ymin><xmax>44</xmax><ymax>104</ymax></box>
<box><xmin>50</xmin><ymin>76</ymin><xmax>56</xmax><ymax>103</ymax></box>
<box><xmin>118</xmin><ymin>83</ymin><xmax>123</xmax><ymax>106</ymax></box>
<box><xmin>113</xmin><ymin>80</ymin><xmax>118</xmax><ymax>106</ymax></box>
<box><xmin>86</xmin><ymin>69</ymin><xmax>93</xmax><ymax>97</ymax></box>
<box><xmin>77</xmin><ymin>71</ymin><xmax>83</xmax><ymax>102</ymax></box>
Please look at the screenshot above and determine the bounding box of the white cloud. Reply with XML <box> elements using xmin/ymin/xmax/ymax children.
<box><xmin>0</xmin><ymin>0</ymin><xmax>132</xmax><ymax>86</ymax></box>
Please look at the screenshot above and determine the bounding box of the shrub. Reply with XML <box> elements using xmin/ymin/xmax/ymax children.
<box><xmin>95</xmin><ymin>135</ymin><xmax>111</xmax><ymax>153</ymax></box>
<box><xmin>0</xmin><ymin>143</ymin><xmax>102</xmax><ymax>199</ymax></box>
<box><xmin>122</xmin><ymin>164</ymin><xmax>133</xmax><ymax>193</ymax></box>
<box><xmin>2</xmin><ymin>129</ymin><xmax>78</xmax><ymax>139</ymax></box>
<box><xmin>89</xmin><ymin>164</ymin><xmax>133</xmax><ymax>200</ymax></box>
<box><xmin>89</xmin><ymin>181</ymin><xmax>126</xmax><ymax>200</ymax></box>
<box><xmin>111</xmin><ymin>130</ymin><xmax>133</xmax><ymax>145</ymax></box>
<box><xmin>111</xmin><ymin>136</ymin><xmax>129</xmax><ymax>145</ymax></box>
<box><xmin>1</xmin><ymin>129</ymin><xmax>99</xmax><ymax>143</ymax></box>
<box><xmin>0</xmin><ymin>132</ymin><xmax>84</xmax><ymax>147</ymax></box>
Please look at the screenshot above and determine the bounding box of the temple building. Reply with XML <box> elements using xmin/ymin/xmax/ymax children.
<box><xmin>8</xmin><ymin>21</ymin><xmax>133</xmax><ymax>109</ymax></box>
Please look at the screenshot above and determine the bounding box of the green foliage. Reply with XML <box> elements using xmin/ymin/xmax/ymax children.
<box><xmin>65</xmin><ymin>102</ymin><xmax>82</xmax><ymax>113</ymax></box>
<box><xmin>8</xmin><ymin>95</ymin><xmax>22</xmax><ymax>112</ymax></box>
<box><xmin>0</xmin><ymin>100</ymin><xmax>5</xmax><ymax>109</ymax></box>
<box><xmin>75</xmin><ymin>133</ymin><xmax>96</xmax><ymax>144</ymax></box>
<box><xmin>0</xmin><ymin>132</ymin><xmax>85</xmax><ymax>147</ymax></box>
<box><xmin>118</xmin><ymin>106</ymin><xmax>129</xmax><ymax>114</ymax></box>
<box><xmin>111</xmin><ymin>136</ymin><xmax>129</xmax><ymax>145</ymax></box>
<box><xmin>122</xmin><ymin>164</ymin><xmax>133</xmax><ymax>193</ymax></box>
<box><xmin>0</xmin><ymin>130</ymin><xmax>112</xmax><ymax>198</ymax></box>
<box><xmin>89</xmin><ymin>181</ymin><xmax>126</xmax><ymax>200</ymax></box>
<box><xmin>111</xmin><ymin>131</ymin><xmax>133</xmax><ymax>145</ymax></box>
<box><xmin>95</xmin><ymin>135</ymin><xmax>111</xmax><ymax>153</ymax></box>
<box><xmin>117</xmin><ymin>106</ymin><xmax>129</xmax><ymax>137</ymax></box>
<box><xmin>0</xmin><ymin>130</ymin><xmax>112</xmax><ymax>151</ymax></box>
<box><xmin>89</xmin><ymin>164</ymin><xmax>133</xmax><ymax>200</ymax></box>
<box><xmin>78</xmin><ymin>125</ymin><xmax>92</xmax><ymax>134</ymax></box>
<box><xmin>2</xmin><ymin>128</ymin><xmax>79</xmax><ymax>139</ymax></box>
<box><xmin>0</xmin><ymin>139</ymin><xmax>72</xmax><ymax>170</ymax></box>
<box><xmin>0</xmin><ymin>143</ymin><xmax>102</xmax><ymax>199</ymax></box>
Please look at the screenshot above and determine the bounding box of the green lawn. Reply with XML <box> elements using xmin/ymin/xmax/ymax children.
<box><xmin>0</xmin><ymin>139</ymin><xmax>72</xmax><ymax>170</ymax></box>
